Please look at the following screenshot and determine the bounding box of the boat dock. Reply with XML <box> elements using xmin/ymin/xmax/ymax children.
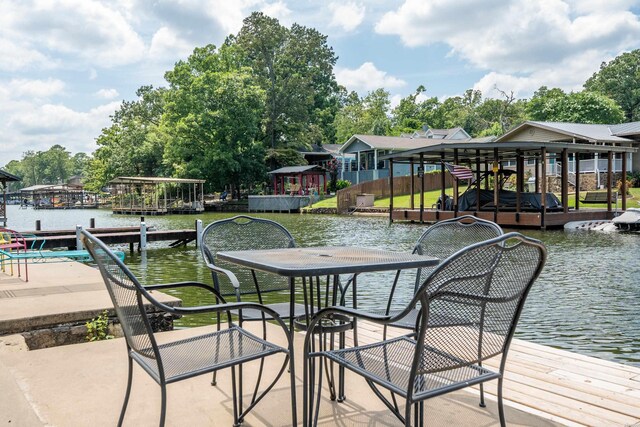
<box><xmin>1</xmin><ymin>262</ymin><xmax>639</xmax><ymax>426</ymax></box>
<box><xmin>22</xmin><ymin>225</ymin><xmax>198</xmax><ymax>252</ymax></box>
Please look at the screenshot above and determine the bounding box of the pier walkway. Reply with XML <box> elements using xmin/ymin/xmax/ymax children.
<box><xmin>1</xmin><ymin>263</ymin><xmax>639</xmax><ymax>426</ymax></box>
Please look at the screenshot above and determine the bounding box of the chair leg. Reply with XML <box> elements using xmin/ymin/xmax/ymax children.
<box><xmin>117</xmin><ymin>357</ymin><xmax>134</xmax><ymax>427</ymax></box>
<box><xmin>404</xmin><ymin>401</ymin><xmax>412</xmax><ymax>427</ymax></box>
<box><xmin>479</xmin><ymin>382</ymin><xmax>486</xmax><ymax>407</ymax></box>
<box><xmin>159</xmin><ymin>382</ymin><xmax>167</xmax><ymax>427</ymax></box>
<box><xmin>497</xmin><ymin>377</ymin><xmax>506</xmax><ymax>427</ymax></box>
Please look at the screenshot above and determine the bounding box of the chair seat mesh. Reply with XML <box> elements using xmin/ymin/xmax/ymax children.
<box><xmin>237</xmin><ymin>302</ymin><xmax>308</xmax><ymax>320</ymax></box>
<box><xmin>367</xmin><ymin>308</ymin><xmax>476</xmax><ymax>329</ymax></box>
<box><xmin>323</xmin><ymin>336</ymin><xmax>498</xmax><ymax>399</ymax></box>
<box><xmin>132</xmin><ymin>326</ymin><xmax>285</xmax><ymax>384</ymax></box>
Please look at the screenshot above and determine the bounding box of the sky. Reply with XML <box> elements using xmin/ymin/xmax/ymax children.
<box><xmin>1</xmin><ymin>0</ymin><xmax>640</xmax><ymax>165</ymax></box>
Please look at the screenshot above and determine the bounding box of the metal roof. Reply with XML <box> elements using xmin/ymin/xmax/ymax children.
<box><xmin>498</xmin><ymin>121</ymin><xmax>634</xmax><ymax>143</ymax></box>
<box><xmin>20</xmin><ymin>184</ymin><xmax>84</xmax><ymax>192</ymax></box>
<box><xmin>380</xmin><ymin>140</ymin><xmax>636</xmax><ymax>164</ymax></box>
<box><xmin>268</xmin><ymin>165</ymin><xmax>325</xmax><ymax>174</ymax></box>
<box><xmin>0</xmin><ymin>170</ymin><xmax>21</xmax><ymax>182</ymax></box>
<box><xmin>339</xmin><ymin>134</ymin><xmax>445</xmax><ymax>153</ymax></box>
<box><xmin>610</xmin><ymin>121</ymin><xmax>640</xmax><ymax>136</ymax></box>
<box><xmin>110</xmin><ymin>176</ymin><xmax>206</xmax><ymax>184</ymax></box>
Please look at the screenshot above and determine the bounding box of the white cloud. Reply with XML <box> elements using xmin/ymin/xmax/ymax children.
<box><xmin>2</xmin><ymin>100</ymin><xmax>121</xmax><ymax>162</ymax></box>
<box><xmin>336</xmin><ymin>62</ymin><xmax>406</xmax><ymax>92</ymax></box>
<box><xmin>329</xmin><ymin>2</ymin><xmax>366</xmax><ymax>32</ymax></box>
<box><xmin>0</xmin><ymin>39</ymin><xmax>54</xmax><ymax>72</ymax></box>
<box><xmin>95</xmin><ymin>88</ymin><xmax>120</xmax><ymax>99</ymax></box>
<box><xmin>261</xmin><ymin>1</ymin><xmax>292</xmax><ymax>22</ymax></box>
<box><xmin>376</xmin><ymin>0</ymin><xmax>640</xmax><ymax>92</ymax></box>
<box><xmin>5</xmin><ymin>78</ymin><xmax>66</xmax><ymax>99</ymax></box>
<box><xmin>149</xmin><ymin>26</ymin><xmax>194</xmax><ymax>60</ymax></box>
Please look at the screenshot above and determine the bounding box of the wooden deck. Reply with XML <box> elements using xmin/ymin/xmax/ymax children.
<box><xmin>391</xmin><ymin>208</ymin><xmax>615</xmax><ymax>229</ymax></box>
<box><xmin>355</xmin><ymin>320</ymin><xmax>640</xmax><ymax>426</ymax></box>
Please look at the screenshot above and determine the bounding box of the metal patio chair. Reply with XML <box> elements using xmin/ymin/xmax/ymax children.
<box><xmin>81</xmin><ymin>230</ymin><xmax>296</xmax><ymax>427</ymax></box>
<box><xmin>303</xmin><ymin>232</ymin><xmax>546</xmax><ymax>427</ymax></box>
<box><xmin>200</xmin><ymin>215</ymin><xmax>307</xmax><ymax>322</ymax></box>
<box><xmin>381</xmin><ymin>215</ymin><xmax>504</xmax><ymax>330</ymax></box>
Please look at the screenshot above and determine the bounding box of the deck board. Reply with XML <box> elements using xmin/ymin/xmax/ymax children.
<box><xmin>351</xmin><ymin>320</ymin><xmax>640</xmax><ymax>426</ymax></box>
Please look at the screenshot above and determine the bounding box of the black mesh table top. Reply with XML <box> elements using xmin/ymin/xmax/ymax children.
<box><xmin>217</xmin><ymin>246</ymin><xmax>439</xmax><ymax>277</ymax></box>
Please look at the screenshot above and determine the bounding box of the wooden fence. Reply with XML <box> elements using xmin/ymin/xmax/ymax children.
<box><xmin>336</xmin><ymin>172</ymin><xmax>453</xmax><ymax>213</ymax></box>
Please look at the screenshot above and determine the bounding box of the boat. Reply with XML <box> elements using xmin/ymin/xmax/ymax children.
<box><xmin>440</xmin><ymin>169</ymin><xmax>563</xmax><ymax>212</ymax></box>
<box><xmin>612</xmin><ymin>208</ymin><xmax>640</xmax><ymax>231</ymax></box>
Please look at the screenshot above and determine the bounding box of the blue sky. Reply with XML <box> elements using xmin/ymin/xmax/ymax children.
<box><xmin>2</xmin><ymin>0</ymin><xmax>640</xmax><ymax>165</ymax></box>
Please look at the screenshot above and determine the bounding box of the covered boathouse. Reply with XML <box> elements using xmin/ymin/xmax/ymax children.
<box><xmin>109</xmin><ymin>176</ymin><xmax>205</xmax><ymax>215</ymax></box>
<box><xmin>381</xmin><ymin>139</ymin><xmax>636</xmax><ymax>229</ymax></box>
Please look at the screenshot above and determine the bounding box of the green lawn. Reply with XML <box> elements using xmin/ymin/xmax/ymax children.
<box><xmin>305</xmin><ymin>187</ymin><xmax>640</xmax><ymax>210</ymax></box>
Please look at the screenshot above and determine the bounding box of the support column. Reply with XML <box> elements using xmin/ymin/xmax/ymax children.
<box><xmin>410</xmin><ymin>158</ymin><xmax>415</xmax><ymax>210</ymax></box>
<box><xmin>622</xmin><ymin>150</ymin><xmax>627</xmax><ymax>210</ymax></box>
<box><xmin>453</xmin><ymin>149</ymin><xmax>459</xmax><ymax>215</ymax></box>
<box><xmin>575</xmin><ymin>153</ymin><xmax>581</xmax><ymax>211</ymax></box>
<box><xmin>389</xmin><ymin>159</ymin><xmax>394</xmax><ymax>224</ymax></box>
<box><xmin>516</xmin><ymin>150</ymin><xmax>522</xmax><ymax>214</ymax></box>
<box><xmin>493</xmin><ymin>148</ymin><xmax>499</xmax><ymax>222</ymax></box>
<box><xmin>540</xmin><ymin>147</ymin><xmax>547</xmax><ymax>229</ymax></box>
<box><xmin>440</xmin><ymin>153</ymin><xmax>446</xmax><ymax>216</ymax></box>
<box><xmin>562</xmin><ymin>148</ymin><xmax>569</xmax><ymax>214</ymax></box>
<box><xmin>607</xmin><ymin>151</ymin><xmax>613</xmax><ymax>212</ymax></box>
<box><xmin>419</xmin><ymin>153</ymin><xmax>425</xmax><ymax>224</ymax></box>
<box><xmin>475</xmin><ymin>150</ymin><xmax>481</xmax><ymax>214</ymax></box>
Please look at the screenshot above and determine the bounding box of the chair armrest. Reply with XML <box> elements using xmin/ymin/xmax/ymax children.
<box><xmin>144</xmin><ymin>281</ymin><xmax>226</xmax><ymax>303</ymax></box>
<box><xmin>202</xmin><ymin>261</ymin><xmax>240</xmax><ymax>289</ymax></box>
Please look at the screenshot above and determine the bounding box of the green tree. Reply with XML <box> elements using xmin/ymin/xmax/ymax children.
<box><xmin>584</xmin><ymin>50</ymin><xmax>640</xmax><ymax>121</ymax></box>
<box><xmin>527</xmin><ymin>86</ymin><xmax>624</xmax><ymax>124</ymax></box>
<box><xmin>42</xmin><ymin>145</ymin><xmax>72</xmax><ymax>183</ymax></box>
<box><xmin>163</xmin><ymin>44</ymin><xmax>266</xmax><ymax>193</ymax></box>
<box><xmin>434</xmin><ymin>89</ymin><xmax>483</xmax><ymax>135</ymax></box>
<box><xmin>91</xmin><ymin>85</ymin><xmax>167</xmax><ymax>189</ymax></box>
<box><xmin>334</xmin><ymin>88</ymin><xmax>392</xmax><ymax>143</ymax></box>
<box><xmin>391</xmin><ymin>85</ymin><xmax>441</xmax><ymax>135</ymax></box>
<box><xmin>230</xmin><ymin>12</ymin><xmax>340</xmax><ymax>156</ymax></box>
<box><xmin>475</xmin><ymin>89</ymin><xmax>527</xmax><ymax>136</ymax></box>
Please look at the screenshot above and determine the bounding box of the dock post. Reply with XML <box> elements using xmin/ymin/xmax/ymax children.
<box><xmin>75</xmin><ymin>225</ymin><xmax>83</xmax><ymax>250</ymax></box>
<box><xmin>140</xmin><ymin>222</ymin><xmax>147</xmax><ymax>251</ymax></box>
<box><xmin>90</xmin><ymin>218</ymin><xmax>95</xmax><ymax>229</ymax></box>
<box><xmin>35</xmin><ymin>220</ymin><xmax>41</xmax><ymax>231</ymax></box>
<box><xmin>196</xmin><ymin>219</ymin><xmax>203</xmax><ymax>248</ymax></box>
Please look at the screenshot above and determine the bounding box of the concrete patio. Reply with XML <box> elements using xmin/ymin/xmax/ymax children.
<box><xmin>1</xmin><ymin>262</ymin><xmax>639</xmax><ymax>426</ymax></box>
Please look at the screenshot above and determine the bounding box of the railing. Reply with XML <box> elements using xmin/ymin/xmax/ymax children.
<box><xmin>550</xmin><ymin>159</ymin><xmax>623</xmax><ymax>175</ymax></box>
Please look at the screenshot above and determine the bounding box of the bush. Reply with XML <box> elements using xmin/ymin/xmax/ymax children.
<box><xmin>627</xmin><ymin>172</ymin><xmax>640</xmax><ymax>188</ymax></box>
<box><xmin>86</xmin><ymin>310</ymin><xmax>114</xmax><ymax>342</ymax></box>
<box><xmin>335</xmin><ymin>180</ymin><xmax>351</xmax><ymax>190</ymax></box>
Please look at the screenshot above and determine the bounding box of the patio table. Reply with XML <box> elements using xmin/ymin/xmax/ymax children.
<box><xmin>216</xmin><ymin>245</ymin><xmax>439</xmax><ymax>401</ymax></box>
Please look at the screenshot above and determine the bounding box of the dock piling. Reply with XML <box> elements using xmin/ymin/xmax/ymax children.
<box><xmin>195</xmin><ymin>219</ymin><xmax>203</xmax><ymax>248</ymax></box>
<box><xmin>75</xmin><ymin>225</ymin><xmax>83</xmax><ymax>250</ymax></box>
<box><xmin>90</xmin><ymin>218</ymin><xmax>95</xmax><ymax>229</ymax></box>
<box><xmin>140</xmin><ymin>222</ymin><xmax>147</xmax><ymax>251</ymax></box>
<box><xmin>35</xmin><ymin>220</ymin><xmax>41</xmax><ymax>231</ymax></box>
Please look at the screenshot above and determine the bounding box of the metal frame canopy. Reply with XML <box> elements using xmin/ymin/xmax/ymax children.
<box><xmin>379</xmin><ymin>139</ymin><xmax>637</xmax><ymax>229</ymax></box>
<box><xmin>379</xmin><ymin>140</ymin><xmax>636</xmax><ymax>164</ymax></box>
<box><xmin>1</xmin><ymin>169</ymin><xmax>21</xmax><ymax>227</ymax></box>
<box><xmin>109</xmin><ymin>176</ymin><xmax>206</xmax><ymax>215</ymax></box>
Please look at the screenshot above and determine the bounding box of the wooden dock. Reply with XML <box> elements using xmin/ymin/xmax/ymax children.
<box><xmin>22</xmin><ymin>226</ymin><xmax>197</xmax><ymax>251</ymax></box>
<box><xmin>357</xmin><ymin>320</ymin><xmax>640</xmax><ymax>426</ymax></box>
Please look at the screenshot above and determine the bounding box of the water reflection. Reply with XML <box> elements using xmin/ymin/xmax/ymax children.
<box><xmin>6</xmin><ymin>206</ymin><xmax>639</xmax><ymax>366</ymax></box>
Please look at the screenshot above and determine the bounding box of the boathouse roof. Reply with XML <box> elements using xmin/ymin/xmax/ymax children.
<box><xmin>0</xmin><ymin>169</ymin><xmax>21</xmax><ymax>183</ymax></box>
<box><xmin>110</xmin><ymin>176</ymin><xmax>206</xmax><ymax>184</ymax></box>
<box><xmin>268</xmin><ymin>165</ymin><xmax>325</xmax><ymax>174</ymax></box>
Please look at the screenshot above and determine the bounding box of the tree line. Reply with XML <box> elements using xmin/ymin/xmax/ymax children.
<box><xmin>3</xmin><ymin>13</ymin><xmax>639</xmax><ymax>194</ymax></box>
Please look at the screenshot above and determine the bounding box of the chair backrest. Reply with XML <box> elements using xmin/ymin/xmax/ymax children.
<box><xmin>201</xmin><ymin>215</ymin><xmax>295</xmax><ymax>297</ymax></box>
<box><xmin>81</xmin><ymin>230</ymin><xmax>159</xmax><ymax>360</ymax></box>
<box><xmin>412</xmin><ymin>216</ymin><xmax>503</xmax><ymax>292</ymax></box>
<box><xmin>412</xmin><ymin>232</ymin><xmax>546</xmax><ymax>378</ymax></box>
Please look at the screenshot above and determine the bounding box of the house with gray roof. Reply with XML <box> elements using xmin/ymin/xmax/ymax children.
<box><xmin>339</xmin><ymin>127</ymin><xmax>477</xmax><ymax>184</ymax></box>
<box><xmin>496</xmin><ymin>121</ymin><xmax>640</xmax><ymax>184</ymax></box>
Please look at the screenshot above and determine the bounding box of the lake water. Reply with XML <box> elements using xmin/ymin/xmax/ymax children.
<box><xmin>5</xmin><ymin>205</ymin><xmax>640</xmax><ymax>367</ymax></box>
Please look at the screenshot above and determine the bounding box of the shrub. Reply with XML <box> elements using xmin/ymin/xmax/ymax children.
<box><xmin>86</xmin><ymin>310</ymin><xmax>114</xmax><ymax>342</ymax></box>
<box><xmin>335</xmin><ymin>180</ymin><xmax>351</xmax><ymax>190</ymax></box>
<box><xmin>627</xmin><ymin>172</ymin><xmax>640</xmax><ymax>188</ymax></box>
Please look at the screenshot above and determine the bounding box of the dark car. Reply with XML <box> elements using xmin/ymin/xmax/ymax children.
<box><xmin>439</xmin><ymin>169</ymin><xmax>562</xmax><ymax>212</ymax></box>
